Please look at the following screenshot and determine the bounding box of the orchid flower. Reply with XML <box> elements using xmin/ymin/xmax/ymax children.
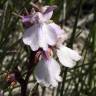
<box><xmin>22</xmin><ymin>6</ymin><xmax>64</xmax><ymax>51</ymax></box>
<box><xmin>34</xmin><ymin>45</ymin><xmax>81</xmax><ymax>87</ymax></box>
<box><xmin>34</xmin><ymin>56</ymin><xmax>62</xmax><ymax>87</ymax></box>
<box><xmin>21</xmin><ymin>5</ymin><xmax>81</xmax><ymax>87</ymax></box>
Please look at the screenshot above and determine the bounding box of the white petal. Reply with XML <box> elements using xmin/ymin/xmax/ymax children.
<box><xmin>43</xmin><ymin>11</ymin><xmax>53</xmax><ymax>20</ymax></box>
<box><xmin>46</xmin><ymin>24</ymin><xmax>58</xmax><ymax>45</ymax></box>
<box><xmin>48</xmin><ymin>23</ymin><xmax>68</xmax><ymax>47</ymax></box>
<box><xmin>34</xmin><ymin>58</ymin><xmax>62</xmax><ymax>87</ymax></box>
<box><xmin>38</xmin><ymin>23</ymin><xmax>57</xmax><ymax>47</ymax></box>
<box><xmin>47</xmin><ymin>58</ymin><xmax>61</xmax><ymax>79</ymax></box>
<box><xmin>23</xmin><ymin>24</ymin><xmax>39</xmax><ymax>51</ymax></box>
<box><xmin>42</xmin><ymin>6</ymin><xmax>54</xmax><ymax>20</ymax></box>
<box><xmin>56</xmin><ymin>76</ymin><xmax>62</xmax><ymax>82</ymax></box>
<box><xmin>38</xmin><ymin>24</ymin><xmax>48</xmax><ymax>50</ymax></box>
<box><xmin>67</xmin><ymin>47</ymin><xmax>81</xmax><ymax>61</ymax></box>
<box><xmin>48</xmin><ymin>23</ymin><xmax>64</xmax><ymax>38</ymax></box>
<box><xmin>23</xmin><ymin>27</ymin><xmax>33</xmax><ymax>45</ymax></box>
<box><xmin>34</xmin><ymin>59</ymin><xmax>51</xmax><ymax>87</ymax></box>
<box><xmin>57</xmin><ymin>45</ymin><xmax>81</xmax><ymax>68</ymax></box>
